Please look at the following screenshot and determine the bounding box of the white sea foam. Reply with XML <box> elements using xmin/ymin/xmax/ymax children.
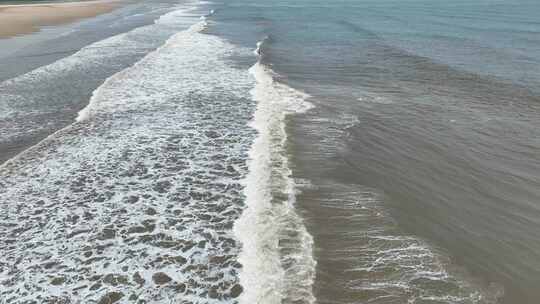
<box><xmin>155</xmin><ymin>5</ymin><xmax>200</xmax><ymax>26</ymax></box>
<box><xmin>77</xmin><ymin>7</ymin><xmax>205</xmax><ymax>123</ymax></box>
<box><xmin>253</xmin><ymin>35</ymin><xmax>269</xmax><ymax>56</ymax></box>
<box><xmin>234</xmin><ymin>42</ymin><xmax>316</xmax><ymax>304</ymax></box>
<box><xmin>0</xmin><ymin>3</ymin><xmax>196</xmax><ymax>149</ymax></box>
<box><xmin>0</xmin><ymin>3</ymin><xmax>260</xmax><ymax>303</ymax></box>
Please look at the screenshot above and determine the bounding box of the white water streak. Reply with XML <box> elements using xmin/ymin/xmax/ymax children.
<box><xmin>234</xmin><ymin>49</ymin><xmax>316</xmax><ymax>303</ymax></box>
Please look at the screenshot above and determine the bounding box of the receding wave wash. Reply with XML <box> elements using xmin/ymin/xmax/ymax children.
<box><xmin>0</xmin><ymin>0</ymin><xmax>539</xmax><ymax>303</ymax></box>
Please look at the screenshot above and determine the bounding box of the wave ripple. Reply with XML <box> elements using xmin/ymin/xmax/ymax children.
<box><xmin>0</xmin><ymin>9</ymin><xmax>256</xmax><ymax>304</ymax></box>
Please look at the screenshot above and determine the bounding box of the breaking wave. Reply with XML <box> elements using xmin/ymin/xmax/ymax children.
<box><xmin>234</xmin><ymin>39</ymin><xmax>316</xmax><ymax>304</ymax></box>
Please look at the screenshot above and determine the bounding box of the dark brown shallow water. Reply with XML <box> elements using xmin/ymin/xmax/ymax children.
<box><xmin>283</xmin><ymin>41</ymin><xmax>540</xmax><ymax>304</ymax></box>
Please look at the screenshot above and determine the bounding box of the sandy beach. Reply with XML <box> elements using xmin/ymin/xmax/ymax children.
<box><xmin>0</xmin><ymin>0</ymin><xmax>121</xmax><ymax>38</ymax></box>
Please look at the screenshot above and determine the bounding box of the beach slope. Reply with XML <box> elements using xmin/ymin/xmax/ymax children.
<box><xmin>0</xmin><ymin>1</ymin><xmax>119</xmax><ymax>38</ymax></box>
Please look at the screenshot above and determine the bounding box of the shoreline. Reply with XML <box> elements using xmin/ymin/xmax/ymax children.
<box><xmin>0</xmin><ymin>0</ymin><xmax>122</xmax><ymax>39</ymax></box>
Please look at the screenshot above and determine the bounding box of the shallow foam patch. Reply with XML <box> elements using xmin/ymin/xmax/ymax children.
<box><xmin>0</xmin><ymin>6</ymin><xmax>258</xmax><ymax>303</ymax></box>
<box><xmin>0</xmin><ymin>3</ymin><xmax>198</xmax><ymax>159</ymax></box>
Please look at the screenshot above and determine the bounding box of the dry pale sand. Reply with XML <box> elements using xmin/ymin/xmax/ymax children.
<box><xmin>0</xmin><ymin>0</ymin><xmax>121</xmax><ymax>38</ymax></box>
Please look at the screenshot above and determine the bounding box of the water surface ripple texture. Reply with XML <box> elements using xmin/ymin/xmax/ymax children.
<box><xmin>1</xmin><ymin>0</ymin><xmax>540</xmax><ymax>304</ymax></box>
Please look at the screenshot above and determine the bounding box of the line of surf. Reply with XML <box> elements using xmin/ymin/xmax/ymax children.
<box><xmin>0</xmin><ymin>3</ymin><xmax>204</xmax><ymax>170</ymax></box>
<box><xmin>234</xmin><ymin>39</ymin><xmax>316</xmax><ymax>304</ymax></box>
<box><xmin>76</xmin><ymin>6</ymin><xmax>205</xmax><ymax>122</ymax></box>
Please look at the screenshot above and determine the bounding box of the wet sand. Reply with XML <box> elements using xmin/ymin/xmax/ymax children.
<box><xmin>0</xmin><ymin>1</ymin><xmax>121</xmax><ymax>38</ymax></box>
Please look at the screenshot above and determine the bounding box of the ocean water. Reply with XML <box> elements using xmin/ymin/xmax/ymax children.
<box><xmin>1</xmin><ymin>0</ymin><xmax>539</xmax><ymax>303</ymax></box>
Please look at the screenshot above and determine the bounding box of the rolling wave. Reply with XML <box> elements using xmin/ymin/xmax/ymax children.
<box><xmin>235</xmin><ymin>39</ymin><xmax>316</xmax><ymax>304</ymax></box>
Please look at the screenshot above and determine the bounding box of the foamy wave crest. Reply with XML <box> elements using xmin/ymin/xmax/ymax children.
<box><xmin>0</xmin><ymin>1</ymin><xmax>205</xmax><ymax>159</ymax></box>
<box><xmin>0</xmin><ymin>20</ymin><xmax>157</xmax><ymax>144</ymax></box>
<box><xmin>234</xmin><ymin>41</ymin><xmax>316</xmax><ymax>304</ymax></box>
<box><xmin>154</xmin><ymin>4</ymin><xmax>199</xmax><ymax>26</ymax></box>
<box><xmin>76</xmin><ymin>8</ymin><xmax>207</xmax><ymax>122</ymax></box>
<box><xmin>253</xmin><ymin>35</ymin><xmax>270</xmax><ymax>56</ymax></box>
